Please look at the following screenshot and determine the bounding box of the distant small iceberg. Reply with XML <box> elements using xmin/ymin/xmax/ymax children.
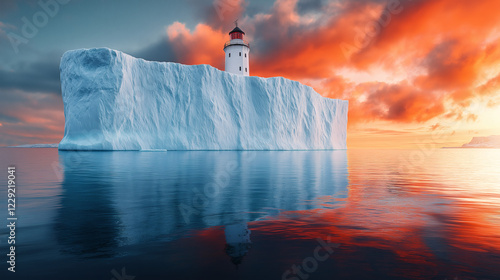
<box><xmin>461</xmin><ymin>135</ymin><xmax>500</xmax><ymax>148</ymax></box>
<box><xmin>10</xmin><ymin>143</ymin><xmax>59</xmax><ymax>148</ymax></box>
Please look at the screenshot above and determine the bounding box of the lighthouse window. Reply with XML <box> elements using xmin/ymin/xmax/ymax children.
<box><xmin>239</xmin><ymin>67</ymin><xmax>242</xmax><ymax>71</ymax></box>
<box><xmin>245</xmin><ymin>53</ymin><xmax>247</xmax><ymax>58</ymax></box>
<box><xmin>229</xmin><ymin>53</ymin><xmax>231</xmax><ymax>57</ymax></box>
<box><xmin>245</xmin><ymin>68</ymin><xmax>247</xmax><ymax>72</ymax></box>
<box><xmin>239</xmin><ymin>52</ymin><xmax>241</xmax><ymax>56</ymax></box>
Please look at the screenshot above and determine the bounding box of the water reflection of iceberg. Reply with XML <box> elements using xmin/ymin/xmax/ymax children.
<box><xmin>55</xmin><ymin>151</ymin><xmax>348</xmax><ymax>257</ymax></box>
<box><xmin>54</xmin><ymin>152</ymin><xmax>124</xmax><ymax>258</ymax></box>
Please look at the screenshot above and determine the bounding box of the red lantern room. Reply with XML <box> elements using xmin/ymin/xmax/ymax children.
<box><xmin>229</xmin><ymin>26</ymin><xmax>245</xmax><ymax>40</ymax></box>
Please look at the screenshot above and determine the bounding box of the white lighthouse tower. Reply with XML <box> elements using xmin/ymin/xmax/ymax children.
<box><xmin>223</xmin><ymin>22</ymin><xmax>250</xmax><ymax>76</ymax></box>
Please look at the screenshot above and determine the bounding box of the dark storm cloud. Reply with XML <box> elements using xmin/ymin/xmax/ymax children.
<box><xmin>0</xmin><ymin>113</ymin><xmax>22</xmax><ymax>124</ymax></box>
<box><xmin>0</xmin><ymin>58</ymin><xmax>61</xmax><ymax>94</ymax></box>
<box><xmin>132</xmin><ymin>37</ymin><xmax>178</xmax><ymax>63</ymax></box>
<box><xmin>0</xmin><ymin>0</ymin><xmax>19</xmax><ymax>15</ymax></box>
<box><xmin>0</xmin><ymin>39</ymin><xmax>178</xmax><ymax>97</ymax></box>
<box><xmin>193</xmin><ymin>0</ymin><xmax>246</xmax><ymax>30</ymax></box>
<box><xmin>296</xmin><ymin>0</ymin><xmax>324</xmax><ymax>14</ymax></box>
<box><xmin>183</xmin><ymin>0</ymin><xmax>272</xmax><ymax>30</ymax></box>
<box><xmin>0</xmin><ymin>0</ymin><xmax>42</xmax><ymax>16</ymax></box>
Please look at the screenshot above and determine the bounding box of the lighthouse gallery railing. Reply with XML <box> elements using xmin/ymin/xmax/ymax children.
<box><xmin>223</xmin><ymin>40</ymin><xmax>250</xmax><ymax>49</ymax></box>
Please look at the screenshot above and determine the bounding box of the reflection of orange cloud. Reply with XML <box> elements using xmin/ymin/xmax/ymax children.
<box><xmin>188</xmin><ymin>194</ymin><xmax>500</xmax><ymax>278</ymax></box>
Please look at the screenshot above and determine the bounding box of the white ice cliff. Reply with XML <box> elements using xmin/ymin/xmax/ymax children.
<box><xmin>58</xmin><ymin>48</ymin><xmax>348</xmax><ymax>150</ymax></box>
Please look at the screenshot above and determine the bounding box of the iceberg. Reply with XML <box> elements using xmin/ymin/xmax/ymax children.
<box><xmin>461</xmin><ymin>135</ymin><xmax>500</xmax><ymax>148</ymax></box>
<box><xmin>58</xmin><ymin>48</ymin><xmax>348</xmax><ymax>150</ymax></box>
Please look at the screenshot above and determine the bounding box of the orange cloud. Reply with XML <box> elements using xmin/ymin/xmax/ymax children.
<box><xmin>165</xmin><ymin>0</ymin><xmax>500</xmax><ymax>130</ymax></box>
<box><xmin>0</xmin><ymin>90</ymin><xmax>64</xmax><ymax>146</ymax></box>
<box><xmin>167</xmin><ymin>22</ymin><xmax>227</xmax><ymax>70</ymax></box>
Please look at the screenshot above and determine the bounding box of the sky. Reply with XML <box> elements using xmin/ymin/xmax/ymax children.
<box><xmin>0</xmin><ymin>0</ymin><xmax>499</xmax><ymax>148</ymax></box>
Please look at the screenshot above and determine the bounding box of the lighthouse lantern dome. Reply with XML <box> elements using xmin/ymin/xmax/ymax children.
<box><xmin>229</xmin><ymin>26</ymin><xmax>245</xmax><ymax>40</ymax></box>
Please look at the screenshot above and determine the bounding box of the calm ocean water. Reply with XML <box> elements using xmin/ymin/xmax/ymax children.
<box><xmin>0</xmin><ymin>148</ymin><xmax>499</xmax><ymax>280</ymax></box>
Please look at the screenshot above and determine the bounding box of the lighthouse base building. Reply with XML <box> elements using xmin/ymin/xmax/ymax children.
<box><xmin>223</xmin><ymin>25</ymin><xmax>250</xmax><ymax>76</ymax></box>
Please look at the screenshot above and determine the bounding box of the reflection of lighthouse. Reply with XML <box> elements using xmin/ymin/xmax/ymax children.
<box><xmin>223</xmin><ymin>21</ymin><xmax>250</xmax><ymax>76</ymax></box>
<box><xmin>224</xmin><ymin>222</ymin><xmax>251</xmax><ymax>267</ymax></box>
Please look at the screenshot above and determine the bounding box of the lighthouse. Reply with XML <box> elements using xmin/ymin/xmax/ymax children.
<box><xmin>223</xmin><ymin>22</ymin><xmax>250</xmax><ymax>76</ymax></box>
